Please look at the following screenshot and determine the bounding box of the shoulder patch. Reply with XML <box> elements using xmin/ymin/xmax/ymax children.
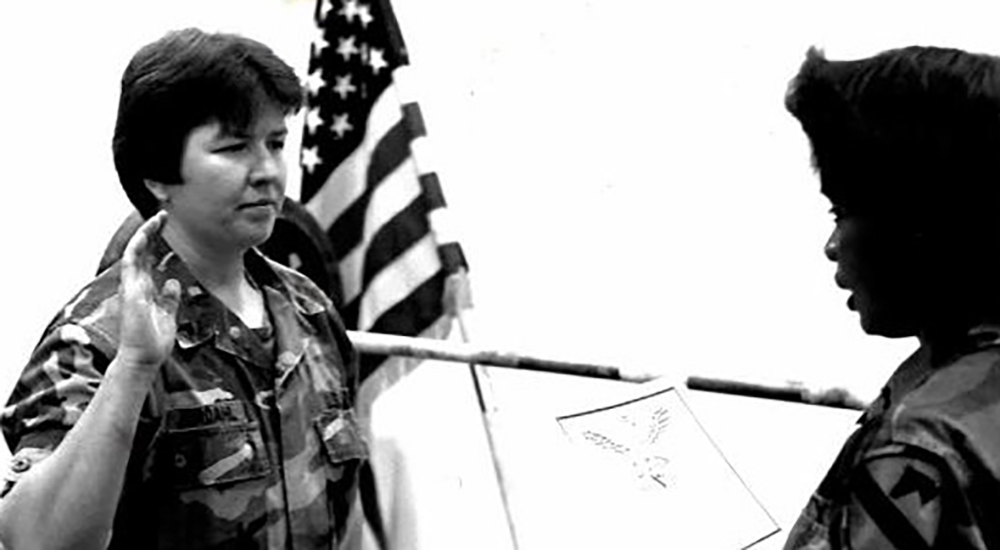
<box><xmin>888</xmin><ymin>464</ymin><xmax>940</xmax><ymax>505</ymax></box>
<box><xmin>848</xmin><ymin>455</ymin><xmax>945</xmax><ymax>549</ymax></box>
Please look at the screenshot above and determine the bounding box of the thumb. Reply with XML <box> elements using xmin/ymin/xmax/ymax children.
<box><xmin>160</xmin><ymin>278</ymin><xmax>182</xmax><ymax>317</ymax></box>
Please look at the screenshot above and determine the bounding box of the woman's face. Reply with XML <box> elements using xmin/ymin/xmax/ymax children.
<box><xmin>825</xmin><ymin>209</ymin><xmax>924</xmax><ymax>338</ymax></box>
<box><xmin>159</xmin><ymin>103</ymin><xmax>288</xmax><ymax>255</ymax></box>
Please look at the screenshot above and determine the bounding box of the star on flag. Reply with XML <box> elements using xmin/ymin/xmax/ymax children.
<box><xmin>305</xmin><ymin>108</ymin><xmax>324</xmax><ymax>134</ymax></box>
<box><xmin>331</xmin><ymin>114</ymin><xmax>353</xmax><ymax>138</ymax></box>
<box><xmin>369</xmin><ymin>48</ymin><xmax>387</xmax><ymax>74</ymax></box>
<box><xmin>304</xmin><ymin>70</ymin><xmax>326</xmax><ymax>97</ymax></box>
<box><xmin>312</xmin><ymin>27</ymin><xmax>329</xmax><ymax>57</ymax></box>
<box><xmin>333</xmin><ymin>74</ymin><xmax>356</xmax><ymax>100</ymax></box>
<box><xmin>337</xmin><ymin>36</ymin><xmax>359</xmax><ymax>61</ymax></box>
<box><xmin>301</xmin><ymin>146</ymin><xmax>321</xmax><ymax>174</ymax></box>
<box><xmin>339</xmin><ymin>0</ymin><xmax>363</xmax><ymax>24</ymax></box>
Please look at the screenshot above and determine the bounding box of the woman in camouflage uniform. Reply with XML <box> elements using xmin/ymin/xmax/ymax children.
<box><xmin>0</xmin><ymin>28</ymin><xmax>372</xmax><ymax>549</ymax></box>
<box><xmin>785</xmin><ymin>46</ymin><xmax>1000</xmax><ymax>550</ymax></box>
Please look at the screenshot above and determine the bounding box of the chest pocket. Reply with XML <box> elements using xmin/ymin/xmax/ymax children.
<box><xmin>314</xmin><ymin>407</ymin><xmax>368</xmax><ymax>537</ymax></box>
<box><xmin>161</xmin><ymin>400</ymin><xmax>272</xmax><ymax>489</ymax></box>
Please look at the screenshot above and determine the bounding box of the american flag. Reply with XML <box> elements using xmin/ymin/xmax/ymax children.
<box><xmin>299</xmin><ymin>0</ymin><xmax>470</xmax><ymax>400</ymax></box>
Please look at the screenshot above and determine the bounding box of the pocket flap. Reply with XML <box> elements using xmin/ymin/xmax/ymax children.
<box><xmin>162</xmin><ymin>402</ymin><xmax>271</xmax><ymax>489</ymax></box>
<box><xmin>314</xmin><ymin>408</ymin><xmax>368</xmax><ymax>463</ymax></box>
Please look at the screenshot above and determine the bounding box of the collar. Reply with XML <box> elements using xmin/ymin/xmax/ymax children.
<box><xmin>861</xmin><ymin>323</ymin><xmax>1000</xmax><ymax>424</ymax></box>
<box><xmin>143</xmin><ymin>232</ymin><xmax>328</xmax><ymax>353</ymax></box>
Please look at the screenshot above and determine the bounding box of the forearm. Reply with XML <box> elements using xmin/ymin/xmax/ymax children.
<box><xmin>0</xmin><ymin>357</ymin><xmax>156</xmax><ymax>550</ymax></box>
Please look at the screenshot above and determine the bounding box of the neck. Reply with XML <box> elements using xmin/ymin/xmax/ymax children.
<box><xmin>161</xmin><ymin>222</ymin><xmax>246</xmax><ymax>292</ymax></box>
<box><xmin>160</xmin><ymin>220</ymin><xmax>268</xmax><ymax>328</ymax></box>
<box><xmin>917</xmin><ymin>310</ymin><xmax>1000</xmax><ymax>364</ymax></box>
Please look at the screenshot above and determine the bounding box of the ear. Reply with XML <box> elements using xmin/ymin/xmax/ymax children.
<box><xmin>144</xmin><ymin>178</ymin><xmax>172</xmax><ymax>206</ymax></box>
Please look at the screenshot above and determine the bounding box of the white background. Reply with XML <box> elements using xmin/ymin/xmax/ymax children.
<box><xmin>2</xmin><ymin>0</ymin><xmax>999</xmax><ymax>547</ymax></box>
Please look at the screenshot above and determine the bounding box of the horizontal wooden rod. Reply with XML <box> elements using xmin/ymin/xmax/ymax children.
<box><xmin>346</xmin><ymin>331</ymin><xmax>868</xmax><ymax>411</ymax></box>
<box><xmin>347</xmin><ymin>330</ymin><xmax>650</xmax><ymax>382</ymax></box>
<box><xmin>685</xmin><ymin>376</ymin><xmax>866</xmax><ymax>410</ymax></box>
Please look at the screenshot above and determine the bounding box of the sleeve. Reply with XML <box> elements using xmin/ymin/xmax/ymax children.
<box><xmin>0</xmin><ymin>322</ymin><xmax>108</xmax><ymax>497</ymax></box>
<box><xmin>844</xmin><ymin>449</ymin><xmax>983</xmax><ymax>549</ymax></box>
<box><xmin>326</xmin><ymin>304</ymin><xmax>359</xmax><ymax>403</ymax></box>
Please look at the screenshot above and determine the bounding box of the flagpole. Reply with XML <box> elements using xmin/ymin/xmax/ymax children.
<box><xmin>452</xmin><ymin>304</ymin><xmax>523</xmax><ymax>550</ymax></box>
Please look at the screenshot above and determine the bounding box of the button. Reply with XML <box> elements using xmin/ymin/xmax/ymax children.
<box><xmin>229</xmin><ymin>327</ymin><xmax>242</xmax><ymax>339</ymax></box>
<box><xmin>255</xmin><ymin>390</ymin><xmax>275</xmax><ymax>409</ymax></box>
<box><xmin>278</xmin><ymin>351</ymin><xmax>297</xmax><ymax>368</ymax></box>
<box><xmin>10</xmin><ymin>457</ymin><xmax>30</xmax><ymax>473</ymax></box>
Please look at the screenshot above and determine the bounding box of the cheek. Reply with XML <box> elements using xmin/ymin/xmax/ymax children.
<box><xmin>857</xmin><ymin>258</ymin><xmax>924</xmax><ymax>330</ymax></box>
<box><xmin>183</xmin><ymin>168</ymin><xmax>245</xmax><ymax>201</ymax></box>
<box><xmin>182</xmin><ymin>150</ymin><xmax>248</xmax><ymax>184</ymax></box>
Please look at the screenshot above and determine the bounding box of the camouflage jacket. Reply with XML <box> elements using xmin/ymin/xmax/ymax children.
<box><xmin>784</xmin><ymin>326</ymin><xmax>1000</xmax><ymax>550</ymax></box>
<box><xmin>1</xmin><ymin>232</ymin><xmax>368</xmax><ymax>549</ymax></box>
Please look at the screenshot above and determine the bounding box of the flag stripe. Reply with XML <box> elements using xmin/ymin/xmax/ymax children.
<box><xmin>358</xmin><ymin>270</ymin><xmax>448</xmax><ymax>380</ymax></box>
<box><xmin>358</xmin><ymin>233</ymin><xmax>441</xmax><ymax>330</ymax></box>
<box><xmin>401</xmin><ymin>102</ymin><xmax>426</xmax><ymax>139</ymax></box>
<box><xmin>305</xmin><ymin>146</ymin><xmax>368</xmax><ymax>230</ymax></box>
<box><xmin>370</xmin><ymin>270</ymin><xmax>446</xmax><ymax>337</ymax></box>
<box><xmin>302</xmin><ymin>73</ymin><xmax>403</xmax><ymax>220</ymax></box>
<box><xmin>374</xmin><ymin>0</ymin><xmax>409</xmax><ymax>64</ymax></box>
<box><xmin>337</xmin><ymin>155</ymin><xmax>421</xmax><ymax>307</ymax></box>
<box><xmin>362</xmin><ymin>195</ymin><xmax>431</xmax><ymax>290</ymax></box>
<box><xmin>341</xmin><ymin>295</ymin><xmax>361</xmax><ymax>336</ymax></box>
<box><xmin>427</xmin><ymin>207</ymin><xmax>459</xmax><ymax>248</ymax></box>
<box><xmin>437</xmin><ymin>242</ymin><xmax>468</xmax><ymax>274</ymax></box>
<box><xmin>328</xmin><ymin>118</ymin><xmax>412</xmax><ymax>256</ymax></box>
<box><xmin>338</xmin><ymin>237</ymin><xmax>366</xmax><ymax>308</ymax></box>
<box><xmin>419</xmin><ymin>172</ymin><xmax>447</xmax><ymax>210</ymax></box>
<box><xmin>366</xmin><ymin>117</ymin><xmax>413</xmax><ymax>192</ymax></box>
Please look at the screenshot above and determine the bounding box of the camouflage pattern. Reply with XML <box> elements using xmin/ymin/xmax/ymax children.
<box><xmin>785</xmin><ymin>326</ymin><xmax>1000</xmax><ymax>549</ymax></box>
<box><xmin>1</xmin><ymin>232</ymin><xmax>367</xmax><ymax>549</ymax></box>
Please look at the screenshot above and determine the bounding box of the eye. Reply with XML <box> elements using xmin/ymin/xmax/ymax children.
<box><xmin>214</xmin><ymin>141</ymin><xmax>249</xmax><ymax>154</ymax></box>
<box><xmin>268</xmin><ymin>138</ymin><xmax>286</xmax><ymax>152</ymax></box>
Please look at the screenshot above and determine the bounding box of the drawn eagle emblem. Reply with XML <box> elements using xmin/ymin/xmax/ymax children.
<box><xmin>579</xmin><ymin>406</ymin><xmax>675</xmax><ymax>490</ymax></box>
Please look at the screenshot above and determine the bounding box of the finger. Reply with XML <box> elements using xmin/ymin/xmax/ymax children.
<box><xmin>122</xmin><ymin>211</ymin><xmax>168</xmax><ymax>274</ymax></box>
<box><xmin>159</xmin><ymin>278</ymin><xmax>182</xmax><ymax>318</ymax></box>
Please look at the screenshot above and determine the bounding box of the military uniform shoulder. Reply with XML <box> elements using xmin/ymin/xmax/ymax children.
<box><xmin>906</xmin><ymin>347</ymin><xmax>1000</xmax><ymax>410</ymax></box>
<box><xmin>50</xmin><ymin>266</ymin><xmax>119</xmax><ymax>321</ymax></box>
<box><xmin>883</xmin><ymin>347</ymin><xmax>1000</xmax><ymax>460</ymax></box>
<box><xmin>38</xmin><ymin>266</ymin><xmax>123</xmax><ymax>352</ymax></box>
<box><xmin>261</xmin><ymin>255</ymin><xmax>334</xmax><ymax>314</ymax></box>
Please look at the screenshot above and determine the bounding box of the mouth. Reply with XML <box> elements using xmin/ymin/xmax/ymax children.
<box><xmin>834</xmin><ymin>272</ymin><xmax>849</xmax><ymax>290</ymax></box>
<box><xmin>834</xmin><ymin>273</ymin><xmax>856</xmax><ymax>310</ymax></box>
<box><xmin>238</xmin><ymin>199</ymin><xmax>278</xmax><ymax>211</ymax></box>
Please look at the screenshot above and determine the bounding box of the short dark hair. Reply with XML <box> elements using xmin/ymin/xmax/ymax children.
<box><xmin>785</xmin><ymin>46</ymin><xmax>1000</xmax><ymax>230</ymax></box>
<box><xmin>112</xmin><ymin>28</ymin><xmax>304</xmax><ymax>218</ymax></box>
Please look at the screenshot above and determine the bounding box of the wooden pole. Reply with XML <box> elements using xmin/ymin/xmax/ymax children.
<box><xmin>347</xmin><ymin>330</ymin><xmax>650</xmax><ymax>383</ymax></box>
<box><xmin>346</xmin><ymin>331</ymin><xmax>867</xmax><ymax>411</ymax></box>
<box><xmin>685</xmin><ymin>376</ymin><xmax>866</xmax><ymax>410</ymax></box>
<box><xmin>450</xmin><ymin>315</ymin><xmax>522</xmax><ymax>550</ymax></box>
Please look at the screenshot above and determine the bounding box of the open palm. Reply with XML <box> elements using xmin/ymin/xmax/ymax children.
<box><xmin>117</xmin><ymin>211</ymin><xmax>181</xmax><ymax>372</ymax></box>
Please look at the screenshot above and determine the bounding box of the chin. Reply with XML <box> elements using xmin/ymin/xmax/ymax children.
<box><xmin>238</xmin><ymin>225</ymin><xmax>276</xmax><ymax>250</ymax></box>
<box><xmin>251</xmin><ymin>229</ymin><xmax>276</xmax><ymax>249</ymax></box>
<box><xmin>858</xmin><ymin>313</ymin><xmax>918</xmax><ymax>338</ymax></box>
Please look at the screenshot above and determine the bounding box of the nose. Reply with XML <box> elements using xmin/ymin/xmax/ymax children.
<box><xmin>249</xmin><ymin>145</ymin><xmax>285</xmax><ymax>187</ymax></box>
<box><xmin>824</xmin><ymin>226</ymin><xmax>840</xmax><ymax>262</ymax></box>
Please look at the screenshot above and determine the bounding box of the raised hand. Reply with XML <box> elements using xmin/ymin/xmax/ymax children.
<box><xmin>117</xmin><ymin>211</ymin><xmax>182</xmax><ymax>373</ymax></box>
